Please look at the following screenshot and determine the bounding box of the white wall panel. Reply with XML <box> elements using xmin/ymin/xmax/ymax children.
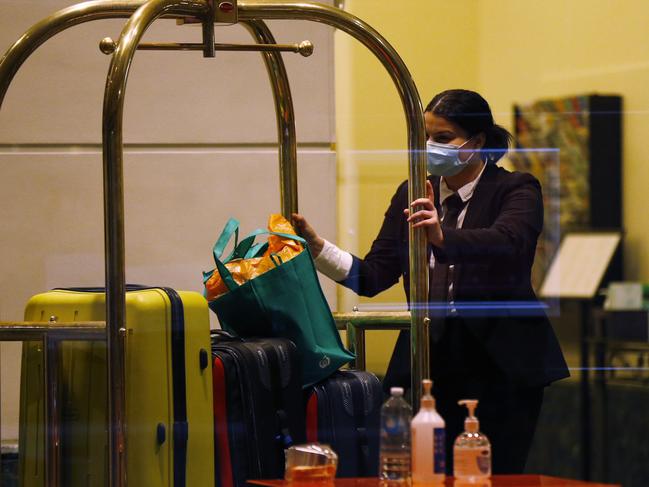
<box><xmin>0</xmin><ymin>0</ymin><xmax>337</xmax><ymax>443</ymax></box>
<box><xmin>0</xmin><ymin>0</ymin><xmax>335</xmax><ymax>144</ymax></box>
<box><xmin>0</xmin><ymin>148</ymin><xmax>337</xmax><ymax>322</ymax></box>
<box><xmin>0</xmin><ymin>146</ymin><xmax>337</xmax><ymax>440</ymax></box>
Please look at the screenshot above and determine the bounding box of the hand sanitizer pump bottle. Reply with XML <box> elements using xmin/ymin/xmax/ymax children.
<box><xmin>411</xmin><ymin>380</ymin><xmax>445</xmax><ymax>485</ymax></box>
<box><xmin>453</xmin><ymin>399</ymin><xmax>491</xmax><ymax>481</ymax></box>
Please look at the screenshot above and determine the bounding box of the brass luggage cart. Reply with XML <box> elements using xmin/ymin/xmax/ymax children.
<box><xmin>0</xmin><ymin>1</ymin><xmax>429</xmax><ymax>485</ymax></box>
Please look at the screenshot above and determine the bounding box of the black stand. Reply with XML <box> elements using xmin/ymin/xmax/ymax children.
<box><xmin>579</xmin><ymin>299</ymin><xmax>592</xmax><ymax>481</ymax></box>
<box><xmin>539</xmin><ymin>230</ymin><xmax>622</xmax><ymax>481</ymax></box>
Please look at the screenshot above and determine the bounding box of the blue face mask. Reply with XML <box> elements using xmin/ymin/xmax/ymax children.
<box><xmin>426</xmin><ymin>138</ymin><xmax>477</xmax><ymax>177</ymax></box>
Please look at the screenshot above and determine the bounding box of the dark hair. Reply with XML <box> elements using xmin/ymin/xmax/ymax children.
<box><xmin>425</xmin><ymin>89</ymin><xmax>512</xmax><ymax>163</ymax></box>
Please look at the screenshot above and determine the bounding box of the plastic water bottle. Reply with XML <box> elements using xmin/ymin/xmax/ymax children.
<box><xmin>379</xmin><ymin>387</ymin><xmax>412</xmax><ymax>484</ymax></box>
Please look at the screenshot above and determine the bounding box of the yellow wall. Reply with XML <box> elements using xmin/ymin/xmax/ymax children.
<box><xmin>335</xmin><ymin>0</ymin><xmax>649</xmax><ymax>375</ymax></box>
<box><xmin>476</xmin><ymin>0</ymin><xmax>649</xmax><ymax>282</ymax></box>
<box><xmin>334</xmin><ymin>0</ymin><xmax>479</xmax><ymax>374</ymax></box>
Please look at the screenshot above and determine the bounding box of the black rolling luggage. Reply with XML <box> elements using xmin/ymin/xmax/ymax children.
<box><xmin>211</xmin><ymin>332</ymin><xmax>305</xmax><ymax>487</ymax></box>
<box><xmin>305</xmin><ymin>370</ymin><xmax>382</xmax><ymax>477</ymax></box>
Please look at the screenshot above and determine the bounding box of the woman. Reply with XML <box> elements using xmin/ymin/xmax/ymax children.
<box><xmin>292</xmin><ymin>89</ymin><xmax>569</xmax><ymax>474</ymax></box>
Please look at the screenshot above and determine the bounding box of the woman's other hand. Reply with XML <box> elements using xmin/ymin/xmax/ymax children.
<box><xmin>404</xmin><ymin>180</ymin><xmax>444</xmax><ymax>247</ymax></box>
<box><xmin>291</xmin><ymin>213</ymin><xmax>325</xmax><ymax>257</ymax></box>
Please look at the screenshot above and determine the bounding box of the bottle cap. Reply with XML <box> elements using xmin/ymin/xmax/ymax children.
<box><xmin>420</xmin><ymin>379</ymin><xmax>435</xmax><ymax>409</ymax></box>
<box><xmin>390</xmin><ymin>387</ymin><xmax>404</xmax><ymax>397</ymax></box>
<box><xmin>458</xmin><ymin>399</ymin><xmax>479</xmax><ymax>433</ymax></box>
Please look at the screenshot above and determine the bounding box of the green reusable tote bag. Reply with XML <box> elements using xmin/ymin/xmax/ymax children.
<box><xmin>204</xmin><ymin>218</ymin><xmax>354</xmax><ymax>387</ymax></box>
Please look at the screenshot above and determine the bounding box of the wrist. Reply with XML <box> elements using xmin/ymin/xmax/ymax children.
<box><xmin>429</xmin><ymin>226</ymin><xmax>445</xmax><ymax>248</ymax></box>
<box><xmin>310</xmin><ymin>237</ymin><xmax>325</xmax><ymax>257</ymax></box>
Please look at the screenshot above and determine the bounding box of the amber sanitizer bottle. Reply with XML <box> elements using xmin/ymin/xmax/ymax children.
<box><xmin>453</xmin><ymin>400</ymin><xmax>491</xmax><ymax>481</ymax></box>
<box><xmin>411</xmin><ymin>380</ymin><xmax>446</xmax><ymax>485</ymax></box>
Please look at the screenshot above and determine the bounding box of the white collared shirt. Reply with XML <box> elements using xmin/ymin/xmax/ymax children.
<box><xmin>314</xmin><ymin>236</ymin><xmax>354</xmax><ymax>281</ymax></box>
<box><xmin>314</xmin><ymin>163</ymin><xmax>487</xmax><ymax>281</ymax></box>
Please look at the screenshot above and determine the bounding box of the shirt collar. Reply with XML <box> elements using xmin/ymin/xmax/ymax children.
<box><xmin>439</xmin><ymin>162</ymin><xmax>487</xmax><ymax>204</ymax></box>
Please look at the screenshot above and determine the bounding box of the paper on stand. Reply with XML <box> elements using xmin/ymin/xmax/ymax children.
<box><xmin>540</xmin><ymin>233</ymin><xmax>621</xmax><ymax>299</ymax></box>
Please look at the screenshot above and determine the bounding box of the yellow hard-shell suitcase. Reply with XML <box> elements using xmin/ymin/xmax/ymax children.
<box><xmin>19</xmin><ymin>287</ymin><xmax>215</xmax><ymax>487</ymax></box>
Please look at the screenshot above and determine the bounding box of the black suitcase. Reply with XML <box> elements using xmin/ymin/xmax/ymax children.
<box><xmin>211</xmin><ymin>332</ymin><xmax>305</xmax><ymax>487</ymax></box>
<box><xmin>305</xmin><ymin>370</ymin><xmax>382</xmax><ymax>477</ymax></box>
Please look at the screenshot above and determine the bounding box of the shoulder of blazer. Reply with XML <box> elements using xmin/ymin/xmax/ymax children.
<box><xmin>462</xmin><ymin>164</ymin><xmax>541</xmax><ymax>228</ymax></box>
<box><xmin>478</xmin><ymin>164</ymin><xmax>542</xmax><ymax>196</ymax></box>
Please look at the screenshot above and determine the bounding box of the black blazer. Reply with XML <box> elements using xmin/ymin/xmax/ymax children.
<box><xmin>340</xmin><ymin>164</ymin><xmax>569</xmax><ymax>389</ymax></box>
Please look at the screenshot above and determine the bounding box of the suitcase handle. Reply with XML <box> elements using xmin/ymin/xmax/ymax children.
<box><xmin>356</xmin><ymin>426</ymin><xmax>369</xmax><ymax>474</ymax></box>
<box><xmin>156</xmin><ymin>423</ymin><xmax>167</xmax><ymax>445</ymax></box>
<box><xmin>199</xmin><ymin>349</ymin><xmax>209</xmax><ymax>370</ymax></box>
<box><xmin>210</xmin><ymin>330</ymin><xmax>242</xmax><ymax>343</ymax></box>
<box><xmin>53</xmin><ymin>284</ymin><xmax>151</xmax><ymax>292</ymax></box>
<box><xmin>275</xmin><ymin>409</ymin><xmax>293</xmax><ymax>448</ymax></box>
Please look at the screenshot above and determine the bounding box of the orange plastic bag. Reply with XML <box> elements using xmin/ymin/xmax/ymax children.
<box><xmin>205</xmin><ymin>214</ymin><xmax>303</xmax><ymax>301</ymax></box>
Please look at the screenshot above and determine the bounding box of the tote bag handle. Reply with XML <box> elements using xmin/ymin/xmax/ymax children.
<box><xmin>211</xmin><ymin>230</ymin><xmax>307</xmax><ymax>293</ymax></box>
<box><xmin>212</xmin><ymin>217</ymin><xmax>240</xmax><ymax>264</ymax></box>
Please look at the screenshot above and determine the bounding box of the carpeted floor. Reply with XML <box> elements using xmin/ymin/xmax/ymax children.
<box><xmin>526</xmin><ymin>379</ymin><xmax>649</xmax><ymax>486</ymax></box>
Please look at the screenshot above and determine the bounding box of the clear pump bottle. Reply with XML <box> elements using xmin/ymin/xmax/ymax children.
<box><xmin>411</xmin><ymin>380</ymin><xmax>445</xmax><ymax>485</ymax></box>
<box><xmin>453</xmin><ymin>399</ymin><xmax>491</xmax><ymax>482</ymax></box>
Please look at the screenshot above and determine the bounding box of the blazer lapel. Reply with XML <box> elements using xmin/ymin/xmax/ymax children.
<box><xmin>451</xmin><ymin>165</ymin><xmax>499</xmax><ymax>302</ymax></box>
<box><xmin>461</xmin><ymin>164</ymin><xmax>499</xmax><ymax>229</ymax></box>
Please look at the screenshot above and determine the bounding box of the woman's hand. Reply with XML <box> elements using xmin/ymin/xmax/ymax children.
<box><xmin>291</xmin><ymin>213</ymin><xmax>325</xmax><ymax>258</ymax></box>
<box><xmin>404</xmin><ymin>180</ymin><xmax>444</xmax><ymax>247</ymax></box>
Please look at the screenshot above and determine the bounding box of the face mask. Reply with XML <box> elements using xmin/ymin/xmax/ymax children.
<box><xmin>426</xmin><ymin>138</ymin><xmax>477</xmax><ymax>177</ymax></box>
